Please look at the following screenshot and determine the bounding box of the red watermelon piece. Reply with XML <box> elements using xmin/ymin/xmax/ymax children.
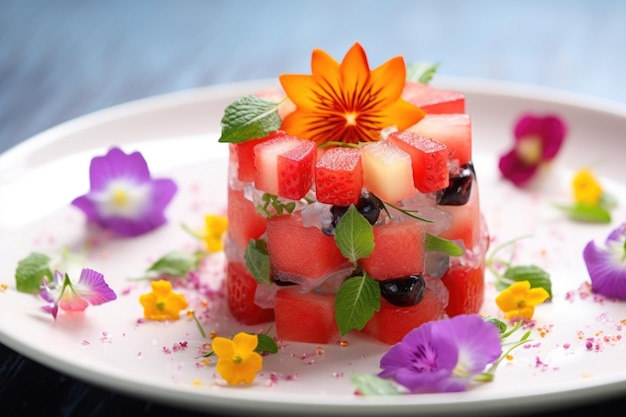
<box><xmin>225</xmin><ymin>261</ymin><xmax>275</xmax><ymax>325</ymax></box>
<box><xmin>408</xmin><ymin>114</ymin><xmax>472</xmax><ymax>166</ymax></box>
<box><xmin>362</xmin><ymin>277</ymin><xmax>448</xmax><ymax>345</ymax></box>
<box><xmin>402</xmin><ymin>81</ymin><xmax>465</xmax><ymax>114</ymax></box>
<box><xmin>274</xmin><ymin>287</ymin><xmax>338</xmax><ymax>344</ymax></box>
<box><xmin>442</xmin><ymin>261</ymin><xmax>486</xmax><ymax>317</ymax></box>
<box><xmin>387</xmin><ymin>130</ymin><xmax>451</xmax><ymax>193</ymax></box>
<box><xmin>359</xmin><ymin>221</ymin><xmax>426</xmax><ymax>281</ymax></box>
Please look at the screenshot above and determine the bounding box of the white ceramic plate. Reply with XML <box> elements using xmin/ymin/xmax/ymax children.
<box><xmin>1</xmin><ymin>78</ymin><xmax>626</xmax><ymax>416</ymax></box>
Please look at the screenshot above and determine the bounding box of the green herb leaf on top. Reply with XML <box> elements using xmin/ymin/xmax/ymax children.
<box><xmin>15</xmin><ymin>252</ymin><xmax>53</xmax><ymax>293</ymax></box>
<box><xmin>244</xmin><ymin>239</ymin><xmax>271</xmax><ymax>286</ymax></box>
<box><xmin>334</xmin><ymin>205</ymin><xmax>375</xmax><ymax>264</ymax></box>
<box><xmin>406</xmin><ymin>62</ymin><xmax>440</xmax><ymax>84</ymax></box>
<box><xmin>218</xmin><ymin>95</ymin><xmax>282</xmax><ymax>143</ymax></box>
<box><xmin>334</xmin><ymin>272</ymin><xmax>380</xmax><ymax>335</ymax></box>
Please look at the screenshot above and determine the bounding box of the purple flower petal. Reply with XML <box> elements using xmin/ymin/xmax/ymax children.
<box><xmin>498</xmin><ymin>149</ymin><xmax>539</xmax><ymax>187</ymax></box>
<box><xmin>583</xmin><ymin>223</ymin><xmax>626</xmax><ymax>299</ymax></box>
<box><xmin>71</xmin><ymin>147</ymin><xmax>177</xmax><ymax>237</ymax></box>
<box><xmin>379</xmin><ymin>314</ymin><xmax>501</xmax><ymax>393</ymax></box>
<box><xmin>75</xmin><ymin>268</ymin><xmax>117</xmax><ymax>305</ymax></box>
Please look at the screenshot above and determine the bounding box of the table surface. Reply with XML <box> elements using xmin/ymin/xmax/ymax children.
<box><xmin>1</xmin><ymin>1</ymin><xmax>626</xmax><ymax>416</ymax></box>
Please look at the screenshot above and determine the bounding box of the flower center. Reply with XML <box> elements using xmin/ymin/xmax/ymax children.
<box><xmin>516</xmin><ymin>299</ymin><xmax>526</xmax><ymax>309</ymax></box>
<box><xmin>156</xmin><ymin>301</ymin><xmax>166</xmax><ymax>311</ymax></box>
<box><xmin>233</xmin><ymin>354</ymin><xmax>243</xmax><ymax>364</ymax></box>
<box><xmin>345</xmin><ymin>112</ymin><xmax>358</xmax><ymax>126</ymax></box>
<box><xmin>112</xmin><ymin>188</ymin><xmax>129</xmax><ymax>207</ymax></box>
<box><xmin>516</xmin><ymin>135</ymin><xmax>542</xmax><ymax>165</ymax></box>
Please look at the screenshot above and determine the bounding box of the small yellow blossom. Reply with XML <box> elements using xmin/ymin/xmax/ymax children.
<box><xmin>212</xmin><ymin>332</ymin><xmax>263</xmax><ymax>385</ymax></box>
<box><xmin>139</xmin><ymin>280</ymin><xmax>188</xmax><ymax>321</ymax></box>
<box><xmin>203</xmin><ymin>214</ymin><xmax>228</xmax><ymax>252</ymax></box>
<box><xmin>495</xmin><ymin>281</ymin><xmax>549</xmax><ymax>321</ymax></box>
<box><xmin>572</xmin><ymin>168</ymin><xmax>603</xmax><ymax>206</ymax></box>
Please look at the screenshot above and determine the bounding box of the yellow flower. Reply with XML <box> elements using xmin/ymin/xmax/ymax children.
<box><xmin>203</xmin><ymin>214</ymin><xmax>228</xmax><ymax>252</ymax></box>
<box><xmin>212</xmin><ymin>332</ymin><xmax>263</xmax><ymax>385</ymax></box>
<box><xmin>279</xmin><ymin>42</ymin><xmax>424</xmax><ymax>145</ymax></box>
<box><xmin>495</xmin><ymin>281</ymin><xmax>549</xmax><ymax>321</ymax></box>
<box><xmin>572</xmin><ymin>168</ymin><xmax>603</xmax><ymax>206</ymax></box>
<box><xmin>139</xmin><ymin>280</ymin><xmax>188</xmax><ymax>321</ymax></box>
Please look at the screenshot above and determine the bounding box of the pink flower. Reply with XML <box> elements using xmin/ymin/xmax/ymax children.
<box><xmin>40</xmin><ymin>268</ymin><xmax>117</xmax><ymax>319</ymax></box>
<box><xmin>498</xmin><ymin>114</ymin><xmax>567</xmax><ymax>187</ymax></box>
<box><xmin>583</xmin><ymin>223</ymin><xmax>626</xmax><ymax>299</ymax></box>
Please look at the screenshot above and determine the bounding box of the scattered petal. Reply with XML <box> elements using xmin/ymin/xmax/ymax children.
<box><xmin>583</xmin><ymin>223</ymin><xmax>626</xmax><ymax>299</ymax></box>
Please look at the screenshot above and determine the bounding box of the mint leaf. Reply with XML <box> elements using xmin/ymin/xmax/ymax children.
<box><xmin>255</xmin><ymin>333</ymin><xmax>278</xmax><ymax>354</ymax></box>
<box><xmin>15</xmin><ymin>252</ymin><xmax>53</xmax><ymax>293</ymax></box>
<box><xmin>147</xmin><ymin>250</ymin><xmax>201</xmax><ymax>277</ymax></box>
<box><xmin>334</xmin><ymin>205</ymin><xmax>374</xmax><ymax>264</ymax></box>
<box><xmin>497</xmin><ymin>265</ymin><xmax>553</xmax><ymax>299</ymax></box>
<box><xmin>244</xmin><ymin>239</ymin><xmax>271</xmax><ymax>285</ymax></box>
<box><xmin>334</xmin><ymin>273</ymin><xmax>380</xmax><ymax>335</ymax></box>
<box><xmin>352</xmin><ymin>374</ymin><xmax>404</xmax><ymax>396</ymax></box>
<box><xmin>218</xmin><ymin>95</ymin><xmax>282</xmax><ymax>143</ymax></box>
<box><xmin>406</xmin><ymin>62</ymin><xmax>440</xmax><ymax>84</ymax></box>
<box><xmin>256</xmin><ymin>193</ymin><xmax>297</xmax><ymax>217</ymax></box>
<box><xmin>425</xmin><ymin>233</ymin><xmax>463</xmax><ymax>256</ymax></box>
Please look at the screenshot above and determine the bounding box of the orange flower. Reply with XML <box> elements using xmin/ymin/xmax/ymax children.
<box><xmin>279</xmin><ymin>42</ymin><xmax>424</xmax><ymax>145</ymax></box>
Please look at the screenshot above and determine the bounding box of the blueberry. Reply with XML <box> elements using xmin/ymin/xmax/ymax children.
<box><xmin>379</xmin><ymin>274</ymin><xmax>426</xmax><ymax>307</ymax></box>
<box><xmin>323</xmin><ymin>191</ymin><xmax>384</xmax><ymax>235</ymax></box>
<box><xmin>437</xmin><ymin>162</ymin><xmax>475</xmax><ymax>206</ymax></box>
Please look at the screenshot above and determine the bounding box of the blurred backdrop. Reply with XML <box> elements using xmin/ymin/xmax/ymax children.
<box><xmin>1</xmin><ymin>0</ymin><xmax>626</xmax><ymax>154</ymax></box>
<box><xmin>1</xmin><ymin>1</ymin><xmax>626</xmax><ymax>416</ymax></box>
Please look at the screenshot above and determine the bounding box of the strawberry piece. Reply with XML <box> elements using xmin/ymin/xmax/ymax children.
<box><xmin>254</xmin><ymin>133</ymin><xmax>316</xmax><ymax>200</ymax></box>
<box><xmin>315</xmin><ymin>147</ymin><xmax>363</xmax><ymax>206</ymax></box>
<box><xmin>225</xmin><ymin>261</ymin><xmax>274</xmax><ymax>325</ymax></box>
<box><xmin>387</xmin><ymin>130</ymin><xmax>450</xmax><ymax>193</ymax></box>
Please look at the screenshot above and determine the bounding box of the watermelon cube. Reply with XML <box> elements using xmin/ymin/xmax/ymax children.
<box><xmin>402</xmin><ymin>81</ymin><xmax>465</xmax><ymax>114</ymax></box>
<box><xmin>408</xmin><ymin>114</ymin><xmax>472</xmax><ymax>165</ymax></box>
<box><xmin>266</xmin><ymin>213</ymin><xmax>350</xmax><ymax>283</ymax></box>
<box><xmin>359</xmin><ymin>220</ymin><xmax>426</xmax><ymax>281</ymax></box>
<box><xmin>362</xmin><ymin>277</ymin><xmax>448</xmax><ymax>345</ymax></box>
<box><xmin>360</xmin><ymin>141</ymin><xmax>415</xmax><ymax>203</ymax></box>
<box><xmin>438</xmin><ymin>178</ymin><xmax>481</xmax><ymax>249</ymax></box>
<box><xmin>226</xmin><ymin>187</ymin><xmax>266</xmax><ymax>249</ymax></box>
<box><xmin>441</xmin><ymin>260</ymin><xmax>486</xmax><ymax>317</ymax></box>
<box><xmin>315</xmin><ymin>147</ymin><xmax>363</xmax><ymax>206</ymax></box>
<box><xmin>226</xmin><ymin>261</ymin><xmax>275</xmax><ymax>325</ymax></box>
<box><xmin>387</xmin><ymin>130</ymin><xmax>450</xmax><ymax>193</ymax></box>
<box><xmin>274</xmin><ymin>287</ymin><xmax>338</xmax><ymax>344</ymax></box>
<box><xmin>254</xmin><ymin>133</ymin><xmax>316</xmax><ymax>200</ymax></box>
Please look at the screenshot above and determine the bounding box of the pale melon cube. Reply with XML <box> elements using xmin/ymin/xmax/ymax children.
<box><xmin>361</xmin><ymin>141</ymin><xmax>415</xmax><ymax>203</ymax></box>
<box><xmin>408</xmin><ymin>114</ymin><xmax>472</xmax><ymax>165</ymax></box>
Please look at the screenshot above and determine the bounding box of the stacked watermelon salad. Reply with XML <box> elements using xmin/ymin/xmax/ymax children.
<box><xmin>218</xmin><ymin>46</ymin><xmax>489</xmax><ymax>345</ymax></box>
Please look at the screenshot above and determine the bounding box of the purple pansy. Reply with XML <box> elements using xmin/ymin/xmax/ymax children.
<box><xmin>583</xmin><ymin>223</ymin><xmax>626</xmax><ymax>299</ymax></box>
<box><xmin>40</xmin><ymin>268</ymin><xmax>117</xmax><ymax>320</ymax></box>
<box><xmin>378</xmin><ymin>314</ymin><xmax>502</xmax><ymax>393</ymax></box>
<box><xmin>72</xmin><ymin>147</ymin><xmax>177</xmax><ymax>237</ymax></box>
<box><xmin>498</xmin><ymin>114</ymin><xmax>567</xmax><ymax>187</ymax></box>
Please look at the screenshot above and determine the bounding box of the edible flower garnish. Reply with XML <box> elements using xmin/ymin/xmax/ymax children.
<box><xmin>71</xmin><ymin>147</ymin><xmax>177</xmax><ymax>237</ymax></box>
<box><xmin>353</xmin><ymin>315</ymin><xmax>530</xmax><ymax>395</ymax></box>
<box><xmin>202</xmin><ymin>214</ymin><xmax>229</xmax><ymax>252</ymax></box>
<box><xmin>495</xmin><ymin>281</ymin><xmax>550</xmax><ymax>321</ymax></box>
<box><xmin>212</xmin><ymin>332</ymin><xmax>264</xmax><ymax>385</ymax></box>
<box><xmin>40</xmin><ymin>268</ymin><xmax>117</xmax><ymax>320</ymax></box>
<box><xmin>278</xmin><ymin>42</ymin><xmax>424</xmax><ymax>145</ymax></box>
<box><xmin>139</xmin><ymin>279</ymin><xmax>188</xmax><ymax>321</ymax></box>
<box><xmin>486</xmin><ymin>235</ymin><xmax>552</xmax><ymax>298</ymax></box>
<box><xmin>498</xmin><ymin>113</ymin><xmax>567</xmax><ymax>187</ymax></box>
<box><xmin>552</xmin><ymin>168</ymin><xmax>616</xmax><ymax>223</ymax></box>
<box><xmin>583</xmin><ymin>223</ymin><xmax>626</xmax><ymax>299</ymax></box>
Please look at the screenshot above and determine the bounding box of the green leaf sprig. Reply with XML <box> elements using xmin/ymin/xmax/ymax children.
<box><xmin>129</xmin><ymin>250</ymin><xmax>204</xmax><ymax>281</ymax></box>
<box><xmin>406</xmin><ymin>62</ymin><xmax>441</xmax><ymax>84</ymax></box>
<box><xmin>256</xmin><ymin>193</ymin><xmax>297</xmax><ymax>217</ymax></box>
<box><xmin>218</xmin><ymin>95</ymin><xmax>283</xmax><ymax>144</ymax></box>
<box><xmin>552</xmin><ymin>201</ymin><xmax>613</xmax><ymax>224</ymax></box>
<box><xmin>244</xmin><ymin>239</ymin><xmax>271</xmax><ymax>286</ymax></box>
<box><xmin>15</xmin><ymin>252</ymin><xmax>54</xmax><ymax>293</ymax></box>
<box><xmin>485</xmin><ymin>235</ymin><xmax>553</xmax><ymax>299</ymax></box>
<box><xmin>203</xmin><ymin>330</ymin><xmax>279</xmax><ymax>357</ymax></box>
